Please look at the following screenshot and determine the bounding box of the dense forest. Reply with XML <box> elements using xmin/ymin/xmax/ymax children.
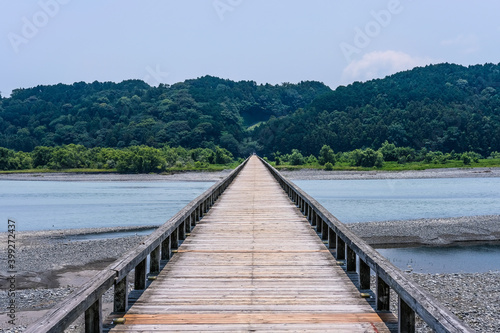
<box><xmin>0</xmin><ymin>76</ymin><xmax>330</xmax><ymax>156</ymax></box>
<box><xmin>253</xmin><ymin>63</ymin><xmax>500</xmax><ymax>156</ymax></box>
<box><xmin>1</xmin><ymin>63</ymin><xmax>499</xmax><ymax>168</ymax></box>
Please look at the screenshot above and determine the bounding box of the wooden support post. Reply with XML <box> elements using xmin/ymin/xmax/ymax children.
<box><xmin>321</xmin><ymin>221</ymin><xmax>328</xmax><ymax>240</ymax></box>
<box><xmin>134</xmin><ymin>258</ymin><xmax>146</xmax><ymax>290</ymax></box>
<box><xmin>398</xmin><ymin>296</ymin><xmax>416</xmax><ymax>333</ymax></box>
<box><xmin>85</xmin><ymin>298</ymin><xmax>102</xmax><ymax>333</ymax></box>
<box><xmin>346</xmin><ymin>245</ymin><xmax>356</xmax><ymax>272</ymax></box>
<box><xmin>316</xmin><ymin>216</ymin><xmax>322</xmax><ymax>234</ymax></box>
<box><xmin>311</xmin><ymin>211</ymin><xmax>317</xmax><ymax>226</ymax></box>
<box><xmin>186</xmin><ymin>215</ymin><xmax>192</xmax><ymax>233</ymax></box>
<box><xmin>150</xmin><ymin>245</ymin><xmax>160</xmax><ymax>275</ymax></box>
<box><xmin>336</xmin><ymin>236</ymin><xmax>345</xmax><ymax>260</ymax></box>
<box><xmin>376</xmin><ymin>275</ymin><xmax>390</xmax><ymax>311</ymax></box>
<box><xmin>328</xmin><ymin>227</ymin><xmax>336</xmax><ymax>249</ymax></box>
<box><xmin>190</xmin><ymin>211</ymin><xmax>195</xmax><ymax>227</ymax></box>
<box><xmin>178</xmin><ymin>221</ymin><xmax>186</xmax><ymax>241</ymax></box>
<box><xmin>161</xmin><ymin>235</ymin><xmax>171</xmax><ymax>261</ymax></box>
<box><xmin>171</xmin><ymin>228</ymin><xmax>179</xmax><ymax>249</ymax></box>
<box><xmin>114</xmin><ymin>276</ymin><xmax>128</xmax><ymax>313</ymax></box>
<box><xmin>359</xmin><ymin>259</ymin><xmax>370</xmax><ymax>290</ymax></box>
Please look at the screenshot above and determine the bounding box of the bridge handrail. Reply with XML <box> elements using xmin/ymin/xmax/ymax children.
<box><xmin>26</xmin><ymin>157</ymin><xmax>250</xmax><ymax>333</ymax></box>
<box><xmin>259</xmin><ymin>157</ymin><xmax>474</xmax><ymax>333</ymax></box>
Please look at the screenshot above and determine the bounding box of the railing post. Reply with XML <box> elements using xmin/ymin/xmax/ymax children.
<box><xmin>321</xmin><ymin>221</ymin><xmax>328</xmax><ymax>240</ymax></box>
<box><xmin>150</xmin><ymin>245</ymin><xmax>160</xmax><ymax>275</ymax></box>
<box><xmin>134</xmin><ymin>258</ymin><xmax>146</xmax><ymax>290</ymax></box>
<box><xmin>186</xmin><ymin>215</ymin><xmax>192</xmax><ymax>233</ymax></box>
<box><xmin>376</xmin><ymin>275</ymin><xmax>390</xmax><ymax>311</ymax></box>
<box><xmin>171</xmin><ymin>228</ymin><xmax>179</xmax><ymax>249</ymax></box>
<box><xmin>346</xmin><ymin>245</ymin><xmax>356</xmax><ymax>272</ymax></box>
<box><xmin>328</xmin><ymin>227</ymin><xmax>336</xmax><ymax>249</ymax></box>
<box><xmin>311</xmin><ymin>211</ymin><xmax>317</xmax><ymax>227</ymax></box>
<box><xmin>161</xmin><ymin>235</ymin><xmax>171</xmax><ymax>261</ymax></box>
<box><xmin>178</xmin><ymin>221</ymin><xmax>186</xmax><ymax>241</ymax></box>
<box><xmin>85</xmin><ymin>298</ymin><xmax>102</xmax><ymax>333</ymax></box>
<box><xmin>399</xmin><ymin>296</ymin><xmax>416</xmax><ymax>333</ymax></box>
<box><xmin>190</xmin><ymin>211</ymin><xmax>195</xmax><ymax>227</ymax></box>
<box><xmin>114</xmin><ymin>276</ymin><xmax>128</xmax><ymax>313</ymax></box>
<box><xmin>359</xmin><ymin>259</ymin><xmax>370</xmax><ymax>290</ymax></box>
<box><xmin>316</xmin><ymin>216</ymin><xmax>323</xmax><ymax>235</ymax></box>
<box><xmin>336</xmin><ymin>236</ymin><xmax>345</xmax><ymax>260</ymax></box>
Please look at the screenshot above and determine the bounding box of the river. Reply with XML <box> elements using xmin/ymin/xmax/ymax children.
<box><xmin>1</xmin><ymin>177</ymin><xmax>500</xmax><ymax>273</ymax></box>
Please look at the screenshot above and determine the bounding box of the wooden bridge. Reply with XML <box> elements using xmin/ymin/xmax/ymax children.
<box><xmin>27</xmin><ymin>156</ymin><xmax>473</xmax><ymax>333</ymax></box>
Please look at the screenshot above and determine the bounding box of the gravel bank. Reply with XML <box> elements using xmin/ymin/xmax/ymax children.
<box><xmin>348</xmin><ymin>215</ymin><xmax>500</xmax><ymax>247</ymax></box>
<box><xmin>371</xmin><ymin>271</ymin><xmax>500</xmax><ymax>333</ymax></box>
<box><xmin>2</xmin><ymin>217</ymin><xmax>500</xmax><ymax>332</ymax></box>
<box><xmin>0</xmin><ymin>170</ymin><xmax>231</xmax><ymax>182</ymax></box>
<box><xmin>282</xmin><ymin>167</ymin><xmax>500</xmax><ymax>180</ymax></box>
<box><xmin>2</xmin><ymin>166</ymin><xmax>499</xmax><ymax>183</ymax></box>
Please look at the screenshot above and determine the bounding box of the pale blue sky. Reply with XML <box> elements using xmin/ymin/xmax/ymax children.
<box><xmin>1</xmin><ymin>0</ymin><xmax>499</xmax><ymax>97</ymax></box>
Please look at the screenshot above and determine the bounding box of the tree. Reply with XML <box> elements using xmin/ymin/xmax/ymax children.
<box><xmin>318</xmin><ymin>145</ymin><xmax>335</xmax><ymax>165</ymax></box>
<box><xmin>351</xmin><ymin>148</ymin><xmax>383</xmax><ymax>168</ymax></box>
<box><xmin>289</xmin><ymin>149</ymin><xmax>305</xmax><ymax>165</ymax></box>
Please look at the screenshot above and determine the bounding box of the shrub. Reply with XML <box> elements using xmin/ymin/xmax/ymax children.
<box><xmin>324</xmin><ymin>162</ymin><xmax>334</xmax><ymax>170</ymax></box>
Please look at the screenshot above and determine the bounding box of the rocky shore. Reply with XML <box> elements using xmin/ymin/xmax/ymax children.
<box><xmin>2</xmin><ymin>166</ymin><xmax>500</xmax><ymax>182</ymax></box>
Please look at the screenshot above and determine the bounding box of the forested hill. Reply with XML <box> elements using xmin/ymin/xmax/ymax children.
<box><xmin>0</xmin><ymin>76</ymin><xmax>331</xmax><ymax>155</ymax></box>
<box><xmin>253</xmin><ymin>63</ymin><xmax>500</xmax><ymax>156</ymax></box>
<box><xmin>1</xmin><ymin>63</ymin><xmax>500</xmax><ymax>158</ymax></box>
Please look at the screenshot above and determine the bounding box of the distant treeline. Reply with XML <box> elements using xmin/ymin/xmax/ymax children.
<box><xmin>269</xmin><ymin>142</ymin><xmax>499</xmax><ymax>169</ymax></box>
<box><xmin>0</xmin><ymin>144</ymin><xmax>236</xmax><ymax>173</ymax></box>
<box><xmin>2</xmin><ymin>142</ymin><xmax>498</xmax><ymax>173</ymax></box>
<box><xmin>1</xmin><ymin>63</ymin><xmax>500</xmax><ymax>158</ymax></box>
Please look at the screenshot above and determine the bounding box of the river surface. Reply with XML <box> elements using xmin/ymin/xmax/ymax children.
<box><xmin>295</xmin><ymin>178</ymin><xmax>500</xmax><ymax>273</ymax></box>
<box><xmin>0</xmin><ymin>180</ymin><xmax>214</xmax><ymax>232</ymax></box>
<box><xmin>1</xmin><ymin>177</ymin><xmax>500</xmax><ymax>273</ymax></box>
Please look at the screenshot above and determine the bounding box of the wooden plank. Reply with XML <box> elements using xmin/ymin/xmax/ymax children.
<box><xmin>108</xmin><ymin>156</ymin><xmax>394</xmax><ymax>332</ymax></box>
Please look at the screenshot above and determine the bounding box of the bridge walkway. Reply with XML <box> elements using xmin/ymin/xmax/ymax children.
<box><xmin>109</xmin><ymin>155</ymin><xmax>396</xmax><ymax>332</ymax></box>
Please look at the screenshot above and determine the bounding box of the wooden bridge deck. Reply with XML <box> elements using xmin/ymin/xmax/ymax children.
<box><xmin>109</xmin><ymin>156</ymin><xmax>396</xmax><ymax>332</ymax></box>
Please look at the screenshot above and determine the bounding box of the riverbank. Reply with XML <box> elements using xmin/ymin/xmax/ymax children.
<box><xmin>1</xmin><ymin>215</ymin><xmax>499</xmax><ymax>332</ymax></box>
<box><xmin>348</xmin><ymin>215</ymin><xmax>500</xmax><ymax>248</ymax></box>
<box><xmin>1</xmin><ymin>166</ymin><xmax>500</xmax><ymax>182</ymax></box>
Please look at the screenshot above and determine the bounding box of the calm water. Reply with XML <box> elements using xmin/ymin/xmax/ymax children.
<box><xmin>2</xmin><ymin>177</ymin><xmax>500</xmax><ymax>273</ymax></box>
<box><xmin>0</xmin><ymin>180</ymin><xmax>213</xmax><ymax>232</ymax></box>
<box><xmin>294</xmin><ymin>178</ymin><xmax>500</xmax><ymax>223</ymax></box>
<box><xmin>295</xmin><ymin>178</ymin><xmax>500</xmax><ymax>273</ymax></box>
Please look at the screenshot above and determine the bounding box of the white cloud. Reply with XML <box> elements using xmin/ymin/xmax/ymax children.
<box><xmin>341</xmin><ymin>50</ymin><xmax>434</xmax><ymax>83</ymax></box>
<box><xmin>441</xmin><ymin>34</ymin><xmax>479</xmax><ymax>54</ymax></box>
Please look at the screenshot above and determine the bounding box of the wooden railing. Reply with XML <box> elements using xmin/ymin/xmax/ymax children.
<box><xmin>25</xmin><ymin>157</ymin><xmax>249</xmax><ymax>333</ymax></box>
<box><xmin>259</xmin><ymin>157</ymin><xmax>474</xmax><ymax>333</ymax></box>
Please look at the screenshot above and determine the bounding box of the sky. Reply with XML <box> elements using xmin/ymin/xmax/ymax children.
<box><xmin>1</xmin><ymin>0</ymin><xmax>500</xmax><ymax>97</ymax></box>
